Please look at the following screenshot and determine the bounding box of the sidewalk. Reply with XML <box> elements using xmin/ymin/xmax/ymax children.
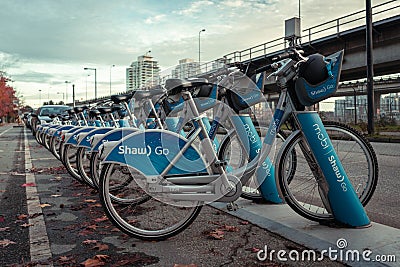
<box><xmin>211</xmin><ymin>200</ymin><xmax>400</xmax><ymax>267</ymax></box>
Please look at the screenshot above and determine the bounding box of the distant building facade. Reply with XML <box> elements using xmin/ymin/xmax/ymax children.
<box><xmin>126</xmin><ymin>53</ymin><xmax>160</xmax><ymax>91</ymax></box>
<box><xmin>334</xmin><ymin>93</ymin><xmax>400</xmax><ymax>123</ymax></box>
<box><xmin>171</xmin><ymin>58</ymin><xmax>200</xmax><ymax>79</ymax></box>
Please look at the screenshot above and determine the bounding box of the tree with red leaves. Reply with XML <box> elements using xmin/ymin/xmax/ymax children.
<box><xmin>0</xmin><ymin>72</ymin><xmax>17</xmax><ymax>122</ymax></box>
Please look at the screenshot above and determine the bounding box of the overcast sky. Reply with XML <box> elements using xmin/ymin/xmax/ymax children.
<box><xmin>0</xmin><ymin>0</ymin><xmax>395</xmax><ymax>108</ymax></box>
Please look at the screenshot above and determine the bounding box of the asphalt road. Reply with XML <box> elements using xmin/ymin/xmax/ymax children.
<box><xmin>366</xmin><ymin>142</ymin><xmax>400</xmax><ymax>228</ymax></box>
<box><xmin>1</xmin><ymin>125</ymin><xmax>347</xmax><ymax>267</ymax></box>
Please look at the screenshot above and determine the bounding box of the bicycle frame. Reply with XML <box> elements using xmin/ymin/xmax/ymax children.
<box><xmin>100</xmin><ymin>53</ymin><xmax>370</xmax><ymax>227</ymax></box>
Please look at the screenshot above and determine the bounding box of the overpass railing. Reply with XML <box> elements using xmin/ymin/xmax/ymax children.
<box><xmin>198</xmin><ymin>0</ymin><xmax>399</xmax><ymax>70</ymax></box>
<box><xmin>302</xmin><ymin>0</ymin><xmax>399</xmax><ymax>43</ymax></box>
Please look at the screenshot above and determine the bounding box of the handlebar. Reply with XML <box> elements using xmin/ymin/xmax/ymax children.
<box><xmin>254</xmin><ymin>49</ymin><xmax>307</xmax><ymax>74</ymax></box>
<box><xmin>272</xmin><ymin>51</ymin><xmax>296</xmax><ymax>61</ymax></box>
<box><xmin>255</xmin><ymin>64</ymin><xmax>273</xmax><ymax>74</ymax></box>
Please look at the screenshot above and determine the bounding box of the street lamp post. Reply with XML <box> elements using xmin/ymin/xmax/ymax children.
<box><xmin>57</xmin><ymin>92</ymin><xmax>65</xmax><ymax>103</ymax></box>
<box><xmin>84</xmin><ymin>67</ymin><xmax>97</xmax><ymax>99</ymax></box>
<box><xmin>86</xmin><ymin>74</ymin><xmax>90</xmax><ymax>101</ymax></box>
<box><xmin>65</xmin><ymin>81</ymin><xmax>71</xmax><ymax>104</ymax></box>
<box><xmin>39</xmin><ymin>89</ymin><xmax>42</xmax><ymax>106</ymax></box>
<box><xmin>198</xmin><ymin>29</ymin><xmax>205</xmax><ymax>64</ymax></box>
<box><xmin>110</xmin><ymin>64</ymin><xmax>115</xmax><ymax>95</ymax></box>
<box><xmin>72</xmin><ymin>84</ymin><xmax>76</xmax><ymax>107</ymax></box>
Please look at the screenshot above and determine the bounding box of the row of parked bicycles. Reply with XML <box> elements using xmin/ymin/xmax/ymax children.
<box><xmin>30</xmin><ymin>48</ymin><xmax>378</xmax><ymax>240</ymax></box>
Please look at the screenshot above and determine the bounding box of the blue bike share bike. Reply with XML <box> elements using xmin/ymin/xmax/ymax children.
<box><xmin>96</xmin><ymin>49</ymin><xmax>378</xmax><ymax>240</ymax></box>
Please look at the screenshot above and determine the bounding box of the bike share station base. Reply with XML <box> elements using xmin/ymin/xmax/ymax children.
<box><xmin>211</xmin><ymin>200</ymin><xmax>400</xmax><ymax>267</ymax></box>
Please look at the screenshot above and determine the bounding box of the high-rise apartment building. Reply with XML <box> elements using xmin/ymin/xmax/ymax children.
<box><xmin>171</xmin><ymin>58</ymin><xmax>200</xmax><ymax>79</ymax></box>
<box><xmin>126</xmin><ymin>54</ymin><xmax>160</xmax><ymax>91</ymax></box>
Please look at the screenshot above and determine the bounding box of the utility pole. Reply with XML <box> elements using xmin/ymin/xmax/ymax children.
<box><xmin>366</xmin><ymin>0</ymin><xmax>374</xmax><ymax>134</ymax></box>
<box><xmin>72</xmin><ymin>84</ymin><xmax>75</xmax><ymax>107</ymax></box>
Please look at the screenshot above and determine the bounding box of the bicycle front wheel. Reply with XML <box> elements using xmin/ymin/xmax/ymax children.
<box><xmin>99</xmin><ymin>163</ymin><xmax>202</xmax><ymax>241</ymax></box>
<box><xmin>218</xmin><ymin>128</ymin><xmax>290</xmax><ymax>201</ymax></box>
<box><xmin>277</xmin><ymin>121</ymin><xmax>378</xmax><ymax>223</ymax></box>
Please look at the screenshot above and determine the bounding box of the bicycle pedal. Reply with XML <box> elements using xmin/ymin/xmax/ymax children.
<box><xmin>226</xmin><ymin>202</ymin><xmax>238</xmax><ymax>212</ymax></box>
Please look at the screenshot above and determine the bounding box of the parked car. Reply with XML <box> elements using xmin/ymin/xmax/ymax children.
<box><xmin>22</xmin><ymin>112</ymin><xmax>32</xmax><ymax>129</ymax></box>
<box><xmin>30</xmin><ymin>105</ymin><xmax>70</xmax><ymax>135</ymax></box>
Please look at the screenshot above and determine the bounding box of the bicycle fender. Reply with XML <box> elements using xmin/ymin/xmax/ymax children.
<box><xmin>52</xmin><ymin>125</ymin><xmax>75</xmax><ymax>138</ymax></box>
<box><xmin>64</xmin><ymin>127</ymin><xmax>96</xmax><ymax>145</ymax></box>
<box><xmin>76</xmin><ymin>127</ymin><xmax>114</xmax><ymax>148</ymax></box>
<box><xmin>91</xmin><ymin>128</ymin><xmax>138</xmax><ymax>152</ymax></box>
<box><xmin>103</xmin><ymin>130</ymin><xmax>208</xmax><ymax>176</ymax></box>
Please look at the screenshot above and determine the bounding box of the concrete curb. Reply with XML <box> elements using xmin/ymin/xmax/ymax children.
<box><xmin>210</xmin><ymin>200</ymin><xmax>399</xmax><ymax>266</ymax></box>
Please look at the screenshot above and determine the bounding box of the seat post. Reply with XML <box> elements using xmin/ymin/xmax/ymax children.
<box><xmin>122</xmin><ymin>100</ymin><xmax>135</xmax><ymax>126</ymax></box>
<box><xmin>147</xmin><ymin>99</ymin><xmax>163</xmax><ymax>129</ymax></box>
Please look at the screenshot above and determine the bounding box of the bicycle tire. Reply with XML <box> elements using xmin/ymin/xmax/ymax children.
<box><xmin>276</xmin><ymin>121</ymin><xmax>378</xmax><ymax>223</ymax></box>
<box><xmin>50</xmin><ymin>136</ymin><xmax>62</xmax><ymax>161</ymax></box>
<box><xmin>35</xmin><ymin>129</ymin><xmax>44</xmax><ymax>145</ymax></box>
<box><xmin>62</xmin><ymin>144</ymin><xmax>86</xmax><ymax>184</ymax></box>
<box><xmin>218</xmin><ymin>128</ymin><xmax>290</xmax><ymax>201</ymax></box>
<box><xmin>98</xmin><ymin>163</ymin><xmax>202</xmax><ymax>241</ymax></box>
<box><xmin>90</xmin><ymin>151</ymin><xmax>101</xmax><ymax>189</ymax></box>
<box><xmin>43</xmin><ymin>133</ymin><xmax>52</xmax><ymax>150</ymax></box>
<box><xmin>76</xmin><ymin>147</ymin><xmax>96</xmax><ymax>188</ymax></box>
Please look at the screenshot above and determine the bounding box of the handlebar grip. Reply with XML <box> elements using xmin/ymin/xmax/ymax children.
<box><xmin>255</xmin><ymin>64</ymin><xmax>272</xmax><ymax>74</ymax></box>
<box><xmin>272</xmin><ymin>51</ymin><xmax>294</xmax><ymax>61</ymax></box>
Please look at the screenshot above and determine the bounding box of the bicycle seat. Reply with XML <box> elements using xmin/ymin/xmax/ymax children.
<box><xmin>97</xmin><ymin>107</ymin><xmax>113</xmax><ymax>114</ymax></box>
<box><xmin>111</xmin><ymin>93</ymin><xmax>133</xmax><ymax>104</ymax></box>
<box><xmin>74</xmin><ymin>106</ymin><xmax>89</xmax><ymax>113</ymax></box>
<box><xmin>187</xmin><ymin>77</ymin><xmax>209</xmax><ymax>87</ymax></box>
<box><xmin>89</xmin><ymin>109</ymin><xmax>101</xmax><ymax>118</ymax></box>
<box><xmin>165</xmin><ymin>78</ymin><xmax>208</xmax><ymax>95</ymax></box>
<box><xmin>165</xmin><ymin>79</ymin><xmax>191</xmax><ymax>94</ymax></box>
<box><xmin>132</xmin><ymin>88</ymin><xmax>167</xmax><ymax>99</ymax></box>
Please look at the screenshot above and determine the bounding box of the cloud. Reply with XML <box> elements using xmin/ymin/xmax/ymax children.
<box><xmin>174</xmin><ymin>0</ymin><xmax>215</xmax><ymax>16</ymax></box>
<box><xmin>11</xmin><ymin>71</ymin><xmax>55</xmax><ymax>84</ymax></box>
<box><xmin>144</xmin><ymin>14</ymin><xmax>166</xmax><ymax>24</ymax></box>
<box><xmin>0</xmin><ymin>0</ymin><xmax>394</xmax><ymax>107</ymax></box>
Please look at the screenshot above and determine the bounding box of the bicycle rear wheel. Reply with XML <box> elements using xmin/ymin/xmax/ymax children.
<box><xmin>50</xmin><ymin>136</ymin><xmax>62</xmax><ymax>161</ymax></box>
<box><xmin>62</xmin><ymin>144</ymin><xmax>85</xmax><ymax>184</ymax></box>
<box><xmin>44</xmin><ymin>133</ymin><xmax>52</xmax><ymax>150</ymax></box>
<box><xmin>89</xmin><ymin>151</ymin><xmax>101</xmax><ymax>189</ymax></box>
<box><xmin>98</xmin><ymin>163</ymin><xmax>202</xmax><ymax>241</ymax></box>
<box><xmin>76</xmin><ymin>147</ymin><xmax>96</xmax><ymax>188</ymax></box>
<box><xmin>277</xmin><ymin>122</ymin><xmax>378</xmax><ymax>223</ymax></box>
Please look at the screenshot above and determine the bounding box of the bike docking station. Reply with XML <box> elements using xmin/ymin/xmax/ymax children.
<box><xmin>230</xmin><ymin>114</ymin><xmax>283</xmax><ymax>204</ymax></box>
<box><xmin>295</xmin><ymin>111</ymin><xmax>371</xmax><ymax>228</ymax></box>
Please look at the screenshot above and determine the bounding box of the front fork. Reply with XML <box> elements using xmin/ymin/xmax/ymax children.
<box><xmin>295</xmin><ymin>111</ymin><xmax>370</xmax><ymax>227</ymax></box>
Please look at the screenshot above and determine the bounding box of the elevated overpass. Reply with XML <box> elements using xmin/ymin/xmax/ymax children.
<box><xmin>200</xmin><ymin>1</ymin><xmax>400</xmax><ymax>83</ymax></box>
<box><xmin>337</xmin><ymin>76</ymin><xmax>400</xmax><ymax>97</ymax></box>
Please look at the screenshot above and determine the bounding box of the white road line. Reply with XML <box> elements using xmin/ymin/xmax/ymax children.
<box><xmin>24</xmin><ymin>129</ymin><xmax>53</xmax><ymax>266</ymax></box>
<box><xmin>0</xmin><ymin>127</ymin><xmax>13</xmax><ymax>137</ymax></box>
